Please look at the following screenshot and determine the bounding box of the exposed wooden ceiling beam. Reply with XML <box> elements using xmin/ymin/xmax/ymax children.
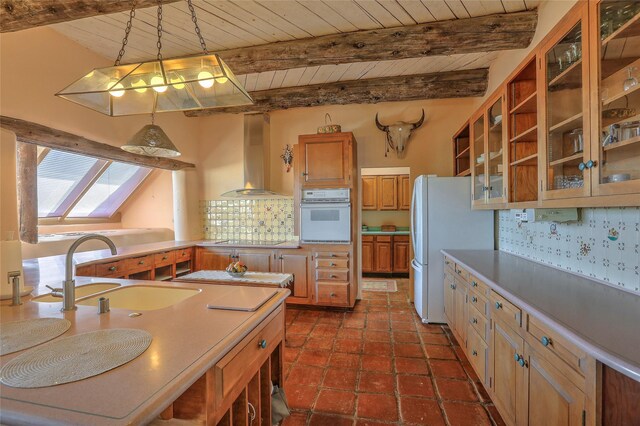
<box><xmin>185</xmin><ymin>68</ymin><xmax>488</xmax><ymax>116</ymax></box>
<box><xmin>0</xmin><ymin>0</ymin><xmax>181</xmax><ymax>33</ymax></box>
<box><xmin>0</xmin><ymin>116</ymin><xmax>195</xmax><ymax>170</ymax></box>
<box><xmin>216</xmin><ymin>11</ymin><xmax>537</xmax><ymax>75</ymax></box>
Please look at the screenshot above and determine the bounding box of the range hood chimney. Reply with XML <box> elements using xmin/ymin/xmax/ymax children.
<box><xmin>221</xmin><ymin>113</ymin><xmax>278</xmax><ymax>197</ymax></box>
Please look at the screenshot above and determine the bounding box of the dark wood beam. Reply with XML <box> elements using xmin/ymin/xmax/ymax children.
<box><xmin>16</xmin><ymin>142</ymin><xmax>38</xmax><ymax>244</ymax></box>
<box><xmin>0</xmin><ymin>116</ymin><xmax>195</xmax><ymax>170</ymax></box>
<box><xmin>0</xmin><ymin>0</ymin><xmax>181</xmax><ymax>33</ymax></box>
<box><xmin>217</xmin><ymin>11</ymin><xmax>537</xmax><ymax>75</ymax></box>
<box><xmin>185</xmin><ymin>68</ymin><xmax>488</xmax><ymax>116</ymax></box>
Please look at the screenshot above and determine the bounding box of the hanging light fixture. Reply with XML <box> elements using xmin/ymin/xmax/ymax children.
<box><xmin>122</xmin><ymin>112</ymin><xmax>181</xmax><ymax>157</ymax></box>
<box><xmin>55</xmin><ymin>0</ymin><xmax>253</xmax><ymax>117</ymax></box>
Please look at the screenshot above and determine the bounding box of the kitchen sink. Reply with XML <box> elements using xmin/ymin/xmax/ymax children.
<box><xmin>32</xmin><ymin>283</ymin><xmax>121</xmax><ymax>303</ymax></box>
<box><xmin>76</xmin><ymin>285</ymin><xmax>201</xmax><ymax>311</ymax></box>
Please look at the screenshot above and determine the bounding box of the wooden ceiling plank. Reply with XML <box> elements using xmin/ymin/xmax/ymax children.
<box><xmin>254</xmin><ymin>71</ymin><xmax>276</xmax><ymax>91</ymax></box>
<box><xmin>501</xmin><ymin>0</ymin><xmax>527</xmax><ymax>13</ymax></box>
<box><xmin>325</xmin><ymin>63</ymin><xmax>354</xmax><ymax>83</ymax></box>
<box><xmin>320</xmin><ymin>1</ymin><xmax>383</xmax><ymax>30</ymax></box>
<box><xmin>297</xmin><ymin>66</ymin><xmax>322</xmax><ymax>86</ymax></box>
<box><xmin>382</xmin><ymin>57</ymin><xmax>422</xmax><ymax>77</ymax></box>
<box><xmin>257</xmin><ymin>1</ymin><xmax>342</xmax><ymax>37</ymax></box>
<box><xmin>280</xmin><ymin>68</ymin><xmax>306</xmax><ymax>88</ymax></box>
<box><xmin>523</xmin><ymin>0</ymin><xmax>540</xmax><ymax>10</ymax></box>
<box><xmin>233</xmin><ymin>1</ymin><xmax>314</xmax><ymax>39</ymax></box>
<box><xmin>199</xmin><ymin>1</ymin><xmax>282</xmax><ymax>43</ymax></box>
<box><xmin>184</xmin><ymin>68</ymin><xmax>489</xmax><ymax>116</ymax></box>
<box><xmin>269</xmin><ymin>69</ymin><xmax>289</xmax><ymax>89</ymax></box>
<box><xmin>397</xmin><ymin>0</ymin><xmax>436</xmax><ymax>23</ymax></box>
<box><xmin>375</xmin><ymin>0</ymin><xmax>419</xmax><ymax>25</ymax></box>
<box><xmin>0</xmin><ymin>0</ymin><xmax>181</xmax><ymax>33</ymax></box>
<box><xmin>361</xmin><ymin>60</ymin><xmax>400</xmax><ymax>79</ymax></box>
<box><xmin>420</xmin><ymin>0</ymin><xmax>457</xmax><ymax>20</ymax></box>
<box><xmin>244</xmin><ymin>73</ymin><xmax>260</xmax><ymax>92</ymax></box>
<box><xmin>202</xmin><ymin>1</ymin><xmax>295</xmax><ymax>42</ymax></box>
<box><xmin>308</xmin><ymin>65</ymin><xmax>338</xmax><ymax>85</ymax></box>
<box><xmin>297</xmin><ymin>1</ymin><xmax>360</xmax><ymax>33</ymax></box>
<box><xmin>443</xmin><ymin>0</ymin><xmax>471</xmax><ymax>18</ymax></box>
<box><xmin>213</xmin><ymin>10</ymin><xmax>537</xmax><ymax>76</ymax></box>
<box><xmin>0</xmin><ymin>116</ymin><xmax>195</xmax><ymax>171</ymax></box>
<box><xmin>354</xmin><ymin>0</ymin><xmax>405</xmax><ymax>27</ymax></box>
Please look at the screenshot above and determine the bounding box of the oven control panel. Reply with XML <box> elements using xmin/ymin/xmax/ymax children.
<box><xmin>301</xmin><ymin>188</ymin><xmax>350</xmax><ymax>202</ymax></box>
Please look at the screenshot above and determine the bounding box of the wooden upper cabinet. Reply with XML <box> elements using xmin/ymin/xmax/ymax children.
<box><xmin>378</xmin><ymin>175</ymin><xmax>398</xmax><ymax>210</ymax></box>
<box><xmin>589</xmin><ymin>0</ymin><xmax>640</xmax><ymax>197</ymax></box>
<box><xmin>399</xmin><ymin>175</ymin><xmax>411</xmax><ymax>210</ymax></box>
<box><xmin>299</xmin><ymin>132</ymin><xmax>354</xmax><ymax>188</ymax></box>
<box><xmin>539</xmin><ymin>3</ymin><xmax>591</xmax><ymax>200</ymax></box>
<box><xmin>362</xmin><ymin>176</ymin><xmax>378</xmax><ymax>210</ymax></box>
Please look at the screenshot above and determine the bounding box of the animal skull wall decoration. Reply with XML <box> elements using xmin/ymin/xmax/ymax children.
<box><xmin>375</xmin><ymin>109</ymin><xmax>425</xmax><ymax>157</ymax></box>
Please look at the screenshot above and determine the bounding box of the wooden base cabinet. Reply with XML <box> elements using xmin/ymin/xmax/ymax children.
<box><xmin>444</xmin><ymin>258</ymin><xmax>596</xmax><ymax>426</ymax></box>
<box><xmin>362</xmin><ymin>235</ymin><xmax>410</xmax><ymax>274</ymax></box>
<box><xmin>276</xmin><ymin>251</ymin><xmax>310</xmax><ymax>303</ymax></box>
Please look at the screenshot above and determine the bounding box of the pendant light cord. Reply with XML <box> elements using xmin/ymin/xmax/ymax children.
<box><xmin>114</xmin><ymin>0</ymin><xmax>137</xmax><ymax>66</ymax></box>
<box><xmin>187</xmin><ymin>0</ymin><xmax>209</xmax><ymax>54</ymax></box>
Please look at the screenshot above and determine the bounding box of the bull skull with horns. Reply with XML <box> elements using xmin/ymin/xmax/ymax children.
<box><xmin>375</xmin><ymin>109</ymin><xmax>425</xmax><ymax>157</ymax></box>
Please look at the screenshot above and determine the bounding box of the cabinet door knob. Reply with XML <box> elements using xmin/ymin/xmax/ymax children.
<box><xmin>139</xmin><ymin>260</ymin><xmax>145</xmax><ymax>265</ymax></box>
<box><xmin>258</xmin><ymin>339</ymin><xmax>267</xmax><ymax>349</ymax></box>
<box><xmin>586</xmin><ymin>160</ymin><xmax>597</xmax><ymax>169</ymax></box>
<box><xmin>495</xmin><ymin>301</ymin><xmax>502</xmax><ymax>310</ymax></box>
<box><xmin>472</xmin><ymin>318</ymin><xmax>478</xmax><ymax>324</ymax></box>
<box><xmin>330</xmin><ymin>262</ymin><xmax>336</xmax><ymax>266</ymax></box>
<box><xmin>541</xmin><ymin>336</ymin><xmax>552</xmax><ymax>347</ymax></box>
<box><xmin>109</xmin><ymin>266</ymin><xmax>116</xmax><ymax>271</ymax></box>
<box><xmin>472</xmin><ymin>281</ymin><xmax>478</xmax><ymax>287</ymax></box>
<box><xmin>330</xmin><ymin>274</ymin><xmax>337</xmax><ymax>278</ymax></box>
<box><xmin>330</xmin><ymin>292</ymin><xmax>336</xmax><ymax>297</ymax></box>
<box><xmin>472</xmin><ymin>296</ymin><xmax>478</xmax><ymax>303</ymax></box>
<box><xmin>162</xmin><ymin>256</ymin><xmax>168</xmax><ymax>260</ymax></box>
<box><xmin>578</xmin><ymin>162</ymin><xmax>586</xmax><ymax>171</ymax></box>
<box><xmin>301</xmin><ymin>172</ymin><xmax>308</xmax><ymax>176</ymax></box>
<box><xmin>472</xmin><ymin>350</ymin><xmax>478</xmax><ymax>356</ymax></box>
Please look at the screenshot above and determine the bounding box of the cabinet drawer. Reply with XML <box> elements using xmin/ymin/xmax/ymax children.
<box><xmin>125</xmin><ymin>255</ymin><xmax>154</xmax><ymax>272</ymax></box>
<box><xmin>316</xmin><ymin>258</ymin><xmax>349</xmax><ymax>269</ymax></box>
<box><xmin>75</xmin><ymin>264</ymin><xmax>96</xmax><ymax>277</ymax></box>
<box><xmin>175</xmin><ymin>248</ymin><xmax>192</xmax><ymax>263</ymax></box>
<box><xmin>394</xmin><ymin>235</ymin><xmax>409</xmax><ymax>242</ymax></box>
<box><xmin>466</xmin><ymin>327</ymin><xmax>488</xmax><ymax>384</ymax></box>
<box><xmin>491</xmin><ymin>291</ymin><xmax>522</xmax><ymax>330</ymax></box>
<box><xmin>154</xmin><ymin>251</ymin><xmax>175</xmax><ymax>267</ymax></box>
<box><xmin>362</xmin><ymin>235</ymin><xmax>374</xmax><ymax>242</ymax></box>
<box><xmin>454</xmin><ymin>263</ymin><xmax>470</xmax><ymax>281</ymax></box>
<box><xmin>469</xmin><ymin>303</ymin><xmax>489</xmax><ymax>343</ymax></box>
<box><xmin>469</xmin><ymin>275</ymin><xmax>490</xmax><ymax>297</ymax></box>
<box><xmin>526</xmin><ymin>314</ymin><xmax>586</xmax><ymax>376</ymax></box>
<box><xmin>316</xmin><ymin>282</ymin><xmax>349</xmax><ymax>306</ymax></box>
<box><xmin>375</xmin><ymin>235</ymin><xmax>392</xmax><ymax>242</ymax></box>
<box><xmin>316</xmin><ymin>269</ymin><xmax>348</xmax><ymax>282</ymax></box>
<box><xmin>315</xmin><ymin>251</ymin><xmax>349</xmax><ymax>259</ymax></box>
<box><xmin>215</xmin><ymin>309</ymin><xmax>283</xmax><ymax>401</ymax></box>
<box><xmin>96</xmin><ymin>260</ymin><xmax>125</xmax><ymax>277</ymax></box>
<box><xmin>468</xmin><ymin>288</ymin><xmax>489</xmax><ymax>318</ymax></box>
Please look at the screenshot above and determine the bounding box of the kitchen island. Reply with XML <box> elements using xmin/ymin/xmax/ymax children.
<box><xmin>0</xmin><ymin>275</ymin><xmax>289</xmax><ymax>425</ymax></box>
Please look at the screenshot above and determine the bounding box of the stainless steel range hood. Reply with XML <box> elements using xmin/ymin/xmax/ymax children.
<box><xmin>221</xmin><ymin>113</ymin><xmax>278</xmax><ymax>197</ymax></box>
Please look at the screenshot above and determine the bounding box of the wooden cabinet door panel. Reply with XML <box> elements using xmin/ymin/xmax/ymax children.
<box><xmin>525</xmin><ymin>343</ymin><xmax>585</xmax><ymax>426</ymax></box>
<box><xmin>374</xmin><ymin>241</ymin><xmax>392</xmax><ymax>272</ymax></box>
<box><xmin>378</xmin><ymin>176</ymin><xmax>398</xmax><ymax>210</ymax></box>
<box><xmin>361</xmin><ymin>241</ymin><xmax>374</xmax><ymax>273</ymax></box>
<box><xmin>393</xmin><ymin>242</ymin><xmax>410</xmax><ymax>273</ymax></box>
<box><xmin>492</xmin><ymin>319</ymin><xmax>525</xmax><ymax>426</ymax></box>
<box><xmin>196</xmin><ymin>248</ymin><xmax>234</xmax><ymax>271</ymax></box>
<box><xmin>299</xmin><ymin>134</ymin><xmax>352</xmax><ymax>187</ymax></box>
<box><xmin>399</xmin><ymin>175</ymin><xmax>411</xmax><ymax>210</ymax></box>
<box><xmin>279</xmin><ymin>253</ymin><xmax>309</xmax><ymax>299</ymax></box>
<box><xmin>444</xmin><ymin>271</ymin><xmax>455</xmax><ymax>326</ymax></box>
<box><xmin>362</xmin><ymin>176</ymin><xmax>378</xmax><ymax>210</ymax></box>
<box><xmin>236</xmin><ymin>250</ymin><xmax>273</xmax><ymax>273</ymax></box>
<box><xmin>453</xmin><ymin>280</ymin><xmax>467</xmax><ymax>345</ymax></box>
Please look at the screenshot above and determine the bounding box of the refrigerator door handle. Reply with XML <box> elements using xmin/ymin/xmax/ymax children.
<box><xmin>410</xmin><ymin>179</ymin><xmax>417</xmax><ymax>250</ymax></box>
<box><xmin>411</xmin><ymin>258</ymin><xmax>421</xmax><ymax>270</ymax></box>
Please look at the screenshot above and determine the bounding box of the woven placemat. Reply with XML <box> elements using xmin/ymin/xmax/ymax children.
<box><xmin>1</xmin><ymin>318</ymin><xmax>71</xmax><ymax>356</ymax></box>
<box><xmin>0</xmin><ymin>328</ymin><xmax>152</xmax><ymax>388</ymax></box>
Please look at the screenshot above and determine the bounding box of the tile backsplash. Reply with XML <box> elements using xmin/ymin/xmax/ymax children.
<box><xmin>497</xmin><ymin>207</ymin><xmax>640</xmax><ymax>293</ymax></box>
<box><xmin>201</xmin><ymin>198</ymin><xmax>295</xmax><ymax>241</ymax></box>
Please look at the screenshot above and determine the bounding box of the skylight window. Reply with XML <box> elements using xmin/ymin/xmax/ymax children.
<box><xmin>36</xmin><ymin>148</ymin><xmax>153</xmax><ymax>220</ymax></box>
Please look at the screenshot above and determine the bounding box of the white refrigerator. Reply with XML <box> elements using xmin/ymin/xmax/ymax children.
<box><xmin>410</xmin><ymin>176</ymin><xmax>494</xmax><ymax>323</ymax></box>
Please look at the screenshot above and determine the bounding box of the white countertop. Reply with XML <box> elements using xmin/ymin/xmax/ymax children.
<box><xmin>442</xmin><ymin>250</ymin><xmax>640</xmax><ymax>382</ymax></box>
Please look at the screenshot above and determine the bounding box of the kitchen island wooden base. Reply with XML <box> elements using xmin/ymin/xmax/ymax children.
<box><xmin>156</xmin><ymin>306</ymin><xmax>284</xmax><ymax>426</ymax></box>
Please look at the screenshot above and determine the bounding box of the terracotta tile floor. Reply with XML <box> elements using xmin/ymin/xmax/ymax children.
<box><xmin>282</xmin><ymin>280</ymin><xmax>505</xmax><ymax>426</ymax></box>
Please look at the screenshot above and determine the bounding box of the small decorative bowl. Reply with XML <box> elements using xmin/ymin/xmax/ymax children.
<box><xmin>227</xmin><ymin>270</ymin><xmax>247</xmax><ymax>278</ymax></box>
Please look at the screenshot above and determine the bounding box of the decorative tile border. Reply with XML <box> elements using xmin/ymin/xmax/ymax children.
<box><xmin>497</xmin><ymin>207</ymin><xmax>640</xmax><ymax>293</ymax></box>
<box><xmin>201</xmin><ymin>198</ymin><xmax>295</xmax><ymax>242</ymax></box>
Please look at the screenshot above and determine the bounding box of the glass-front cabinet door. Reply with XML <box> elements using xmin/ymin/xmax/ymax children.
<box><xmin>486</xmin><ymin>94</ymin><xmax>507</xmax><ymax>204</ymax></box>
<box><xmin>590</xmin><ymin>0</ymin><xmax>640</xmax><ymax>196</ymax></box>
<box><xmin>540</xmin><ymin>4</ymin><xmax>591</xmax><ymax>200</ymax></box>
<box><xmin>471</xmin><ymin>113</ymin><xmax>486</xmax><ymax>204</ymax></box>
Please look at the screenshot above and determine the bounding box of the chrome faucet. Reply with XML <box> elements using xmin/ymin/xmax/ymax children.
<box><xmin>62</xmin><ymin>234</ymin><xmax>117</xmax><ymax>311</ymax></box>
